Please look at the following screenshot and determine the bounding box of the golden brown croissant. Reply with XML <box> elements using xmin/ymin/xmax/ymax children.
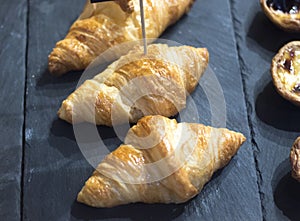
<box><xmin>48</xmin><ymin>0</ymin><xmax>195</xmax><ymax>75</ymax></box>
<box><xmin>58</xmin><ymin>44</ymin><xmax>209</xmax><ymax>126</ymax></box>
<box><xmin>77</xmin><ymin>115</ymin><xmax>246</xmax><ymax>207</ymax></box>
<box><xmin>290</xmin><ymin>136</ymin><xmax>300</xmax><ymax>182</ymax></box>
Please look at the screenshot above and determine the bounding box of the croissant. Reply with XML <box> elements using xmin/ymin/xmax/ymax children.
<box><xmin>48</xmin><ymin>0</ymin><xmax>195</xmax><ymax>75</ymax></box>
<box><xmin>58</xmin><ymin>44</ymin><xmax>209</xmax><ymax>126</ymax></box>
<box><xmin>77</xmin><ymin>115</ymin><xmax>246</xmax><ymax>207</ymax></box>
<box><xmin>290</xmin><ymin>136</ymin><xmax>300</xmax><ymax>182</ymax></box>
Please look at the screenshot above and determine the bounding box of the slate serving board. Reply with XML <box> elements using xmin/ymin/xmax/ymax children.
<box><xmin>0</xmin><ymin>0</ymin><xmax>299</xmax><ymax>220</ymax></box>
<box><xmin>0</xmin><ymin>1</ymin><xmax>27</xmax><ymax>221</ymax></box>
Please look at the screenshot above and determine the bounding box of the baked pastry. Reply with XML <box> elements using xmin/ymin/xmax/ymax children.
<box><xmin>77</xmin><ymin>115</ymin><xmax>246</xmax><ymax>207</ymax></box>
<box><xmin>291</xmin><ymin>136</ymin><xmax>300</xmax><ymax>182</ymax></box>
<box><xmin>58</xmin><ymin>44</ymin><xmax>209</xmax><ymax>126</ymax></box>
<box><xmin>260</xmin><ymin>0</ymin><xmax>300</xmax><ymax>32</ymax></box>
<box><xmin>271</xmin><ymin>41</ymin><xmax>300</xmax><ymax>106</ymax></box>
<box><xmin>48</xmin><ymin>0</ymin><xmax>195</xmax><ymax>75</ymax></box>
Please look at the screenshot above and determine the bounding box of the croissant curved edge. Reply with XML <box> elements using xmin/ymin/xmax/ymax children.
<box><xmin>48</xmin><ymin>0</ymin><xmax>196</xmax><ymax>75</ymax></box>
<box><xmin>76</xmin><ymin>115</ymin><xmax>246</xmax><ymax>208</ymax></box>
<box><xmin>57</xmin><ymin>44</ymin><xmax>209</xmax><ymax>126</ymax></box>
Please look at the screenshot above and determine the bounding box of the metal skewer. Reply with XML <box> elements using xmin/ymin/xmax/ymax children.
<box><xmin>139</xmin><ymin>0</ymin><xmax>147</xmax><ymax>55</ymax></box>
<box><xmin>91</xmin><ymin>0</ymin><xmax>147</xmax><ymax>55</ymax></box>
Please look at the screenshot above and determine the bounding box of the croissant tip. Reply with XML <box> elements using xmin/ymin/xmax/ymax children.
<box><xmin>240</xmin><ymin>133</ymin><xmax>246</xmax><ymax>143</ymax></box>
<box><xmin>76</xmin><ymin>175</ymin><xmax>123</xmax><ymax>208</ymax></box>
<box><xmin>76</xmin><ymin>190</ymin><xmax>85</xmax><ymax>204</ymax></box>
<box><xmin>77</xmin><ymin>189</ymin><xmax>97</xmax><ymax>207</ymax></box>
<box><xmin>57</xmin><ymin>102</ymin><xmax>73</xmax><ymax>124</ymax></box>
<box><xmin>234</xmin><ymin>132</ymin><xmax>246</xmax><ymax>149</ymax></box>
<box><xmin>198</xmin><ymin>48</ymin><xmax>209</xmax><ymax>61</ymax></box>
<box><xmin>57</xmin><ymin>107</ymin><xmax>64</xmax><ymax>119</ymax></box>
<box><xmin>48</xmin><ymin>61</ymin><xmax>67</xmax><ymax>76</ymax></box>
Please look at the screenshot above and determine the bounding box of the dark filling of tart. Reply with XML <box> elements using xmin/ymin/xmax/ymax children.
<box><xmin>282</xmin><ymin>49</ymin><xmax>295</xmax><ymax>71</ymax></box>
<box><xmin>294</xmin><ymin>84</ymin><xmax>300</xmax><ymax>93</ymax></box>
<box><xmin>283</xmin><ymin>59</ymin><xmax>292</xmax><ymax>71</ymax></box>
<box><xmin>267</xmin><ymin>0</ymin><xmax>300</xmax><ymax>13</ymax></box>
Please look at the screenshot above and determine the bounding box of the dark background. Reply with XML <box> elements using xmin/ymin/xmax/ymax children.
<box><xmin>0</xmin><ymin>0</ymin><xmax>299</xmax><ymax>220</ymax></box>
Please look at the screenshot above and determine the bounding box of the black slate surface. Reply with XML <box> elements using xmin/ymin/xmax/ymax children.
<box><xmin>1</xmin><ymin>0</ymin><xmax>299</xmax><ymax>220</ymax></box>
<box><xmin>0</xmin><ymin>1</ymin><xmax>27</xmax><ymax>221</ymax></box>
<box><xmin>23</xmin><ymin>1</ymin><xmax>87</xmax><ymax>220</ymax></box>
<box><xmin>230</xmin><ymin>0</ymin><xmax>300</xmax><ymax>220</ymax></box>
<box><xmin>22</xmin><ymin>0</ymin><xmax>262</xmax><ymax>220</ymax></box>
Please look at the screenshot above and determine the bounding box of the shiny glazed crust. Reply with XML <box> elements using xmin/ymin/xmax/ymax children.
<box><xmin>48</xmin><ymin>0</ymin><xmax>195</xmax><ymax>75</ymax></box>
<box><xmin>271</xmin><ymin>41</ymin><xmax>300</xmax><ymax>106</ymax></box>
<box><xmin>260</xmin><ymin>0</ymin><xmax>300</xmax><ymax>32</ymax></box>
<box><xmin>77</xmin><ymin>115</ymin><xmax>246</xmax><ymax>207</ymax></box>
<box><xmin>291</xmin><ymin>136</ymin><xmax>300</xmax><ymax>182</ymax></box>
<box><xmin>57</xmin><ymin>44</ymin><xmax>209</xmax><ymax>126</ymax></box>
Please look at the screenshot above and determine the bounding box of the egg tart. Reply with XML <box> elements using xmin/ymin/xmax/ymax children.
<box><xmin>291</xmin><ymin>136</ymin><xmax>300</xmax><ymax>182</ymax></box>
<box><xmin>261</xmin><ymin>0</ymin><xmax>300</xmax><ymax>32</ymax></box>
<box><xmin>271</xmin><ymin>41</ymin><xmax>300</xmax><ymax>106</ymax></box>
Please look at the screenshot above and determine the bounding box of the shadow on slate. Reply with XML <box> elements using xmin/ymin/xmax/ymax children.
<box><xmin>48</xmin><ymin>119</ymin><xmax>79</xmax><ymax>159</ymax></box>
<box><xmin>273</xmin><ymin>159</ymin><xmax>300</xmax><ymax>221</ymax></box>
<box><xmin>71</xmin><ymin>200</ymin><xmax>187</xmax><ymax>221</ymax></box>
<box><xmin>51</xmin><ymin>119</ymin><xmax>76</xmax><ymax>142</ymax></box>
<box><xmin>70</xmin><ymin>165</ymin><xmax>230</xmax><ymax>221</ymax></box>
<box><xmin>255</xmin><ymin>71</ymin><xmax>300</xmax><ymax>133</ymax></box>
<box><xmin>36</xmin><ymin>69</ymin><xmax>82</xmax><ymax>88</ymax></box>
<box><xmin>159</xmin><ymin>14</ymin><xmax>191</xmax><ymax>44</ymax></box>
<box><xmin>50</xmin><ymin>119</ymin><xmax>123</xmax><ymax>156</ymax></box>
<box><xmin>71</xmin><ymin>167</ymin><xmax>229</xmax><ymax>221</ymax></box>
<box><xmin>96</xmin><ymin>125</ymin><xmax>123</xmax><ymax>152</ymax></box>
<box><xmin>247</xmin><ymin>12</ymin><xmax>300</xmax><ymax>54</ymax></box>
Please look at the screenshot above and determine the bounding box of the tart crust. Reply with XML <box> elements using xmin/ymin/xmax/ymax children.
<box><xmin>260</xmin><ymin>0</ymin><xmax>300</xmax><ymax>32</ymax></box>
<box><xmin>271</xmin><ymin>41</ymin><xmax>300</xmax><ymax>106</ymax></box>
<box><xmin>290</xmin><ymin>136</ymin><xmax>300</xmax><ymax>182</ymax></box>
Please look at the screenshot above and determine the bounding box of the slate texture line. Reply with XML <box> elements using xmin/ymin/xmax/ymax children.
<box><xmin>23</xmin><ymin>1</ymin><xmax>87</xmax><ymax>220</ymax></box>
<box><xmin>228</xmin><ymin>0</ymin><xmax>265</xmax><ymax>220</ymax></box>
<box><xmin>230</xmin><ymin>0</ymin><xmax>300</xmax><ymax>220</ymax></box>
<box><xmin>0</xmin><ymin>0</ymin><xmax>27</xmax><ymax>221</ymax></box>
<box><xmin>21</xmin><ymin>1</ymin><xmax>30</xmax><ymax>221</ymax></box>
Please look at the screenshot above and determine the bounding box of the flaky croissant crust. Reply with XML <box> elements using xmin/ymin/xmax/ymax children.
<box><xmin>48</xmin><ymin>0</ymin><xmax>195</xmax><ymax>75</ymax></box>
<box><xmin>77</xmin><ymin>115</ymin><xmax>246</xmax><ymax>207</ymax></box>
<box><xmin>58</xmin><ymin>44</ymin><xmax>209</xmax><ymax>126</ymax></box>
